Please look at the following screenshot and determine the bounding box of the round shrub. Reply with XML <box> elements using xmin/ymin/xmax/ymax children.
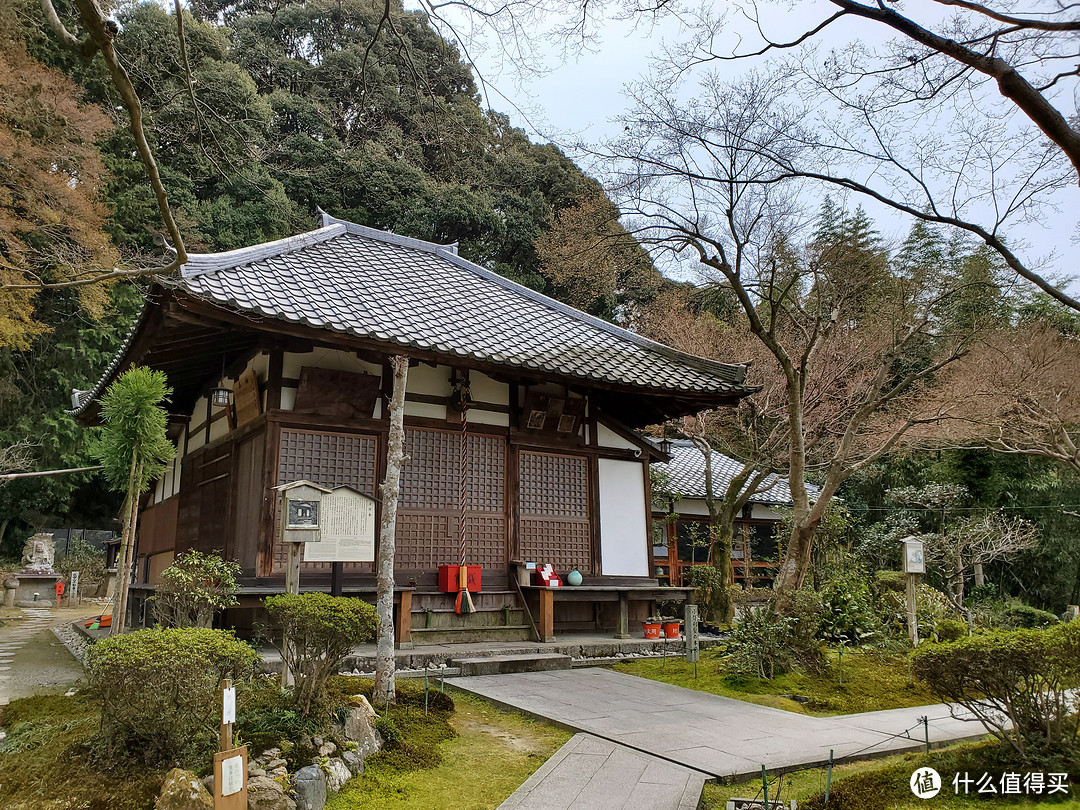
<box><xmin>266</xmin><ymin>593</ymin><xmax>378</xmax><ymax>715</ymax></box>
<box><xmin>86</xmin><ymin>627</ymin><xmax>257</xmax><ymax>766</ymax></box>
<box><xmin>933</xmin><ymin>618</ymin><xmax>968</xmax><ymax>642</ymax></box>
<box><xmin>1001</xmin><ymin>603</ymin><xmax>1059</xmax><ymax>629</ymax></box>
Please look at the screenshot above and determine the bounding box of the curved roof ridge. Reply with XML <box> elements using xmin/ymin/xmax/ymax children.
<box><xmin>182</xmin><ymin>224</ymin><xmax>348</xmax><ymax>278</ymax></box>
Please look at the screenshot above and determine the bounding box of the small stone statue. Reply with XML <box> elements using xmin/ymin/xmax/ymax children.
<box><xmin>21</xmin><ymin>532</ymin><xmax>56</xmax><ymax>572</ymax></box>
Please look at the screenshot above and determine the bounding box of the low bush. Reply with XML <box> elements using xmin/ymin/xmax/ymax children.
<box><xmin>932</xmin><ymin>618</ymin><xmax>968</xmax><ymax>642</ymax></box>
<box><xmin>151</xmin><ymin>550</ymin><xmax>241</xmax><ymax>628</ymax></box>
<box><xmin>86</xmin><ymin>626</ymin><xmax>257</xmax><ymax>766</ymax></box>
<box><xmin>1001</xmin><ymin>602</ymin><xmax>1059</xmax><ymax>629</ymax></box>
<box><xmin>912</xmin><ymin>621</ymin><xmax>1080</xmax><ymax>763</ymax></box>
<box><xmin>266</xmin><ymin>593</ymin><xmax>379</xmax><ymax>715</ymax></box>
<box><xmin>818</xmin><ymin>575</ymin><xmax>881</xmax><ymax>645</ymax></box>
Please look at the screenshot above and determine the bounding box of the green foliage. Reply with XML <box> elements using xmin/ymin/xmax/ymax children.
<box><xmin>730</xmin><ymin>600</ymin><xmax>820</xmax><ymax>682</ymax></box>
<box><xmin>912</xmin><ymin>622</ymin><xmax>1080</xmax><ymax>762</ymax></box>
<box><xmin>234</xmin><ymin>675</ymin><xmax>324</xmax><ymax>756</ymax></box>
<box><xmin>373</xmin><ymin>715</ymin><xmax>403</xmax><ymax>747</ymax></box>
<box><xmin>999</xmin><ymin>602</ymin><xmax>1059</xmax><ymax>629</ymax></box>
<box><xmin>91</xmin><ymin>366</ymin><xmax>174</xmax><ymax>495</ymax></box>
<box><xmin>266</xmin><ymin>593</ymin><xmax>379</xmax><ymax>715</ymax></box>
<box><xmin>682</xmin><ymin>563</ymin><xmax>726</xmax><ymax>623</ymax></box>
<box><xmin>817</xmin><ymin>562</ymin><xmax>881</xmax><ymax>645</ymax></box>
<box><xmin>932</xmin><ymin>618</ymin><xmax>968</xmax><ymax>642</ymax></box>
<box><xmin>86</xmin><ymin>626</ymin><xmax>257</xmax><ymax>766</ymax></box>
<box><xmin>151</xmin><ymin>550</ymin><xmax>241</xmax><ymax>628</ymax></box>
<box><xmin>54</xmin><ymin>536</ymin><xmax>107</xmax><ymax>592</ymax></box>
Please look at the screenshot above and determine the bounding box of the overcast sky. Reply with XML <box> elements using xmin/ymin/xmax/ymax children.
<box><xmin>439</xmin><ymin>1</ymin><xmax>1079</xmax><ymax>289</ymax></box>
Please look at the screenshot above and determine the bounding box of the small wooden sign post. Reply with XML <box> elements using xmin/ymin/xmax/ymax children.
<box><xmin>902</xmin><ymin>538</ymin><xmax>926</xmax><ymax>647</ymax></box>
<box><xmin>273</xmin><ymin>481</ymin><xmax>332</xmax><ymax>688</ymax></box>
<box><xmin>213</xmin><ymin>678</ymin><xmax>247</xmax><ymax>810</ymax></box>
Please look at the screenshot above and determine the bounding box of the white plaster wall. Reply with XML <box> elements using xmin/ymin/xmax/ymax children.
<box><xmin>409</xmin><ymin>364</ymin><xmax>452</xmax><ymax>397</ymax></box>
<box><xmin>672</xmin><ymin>498</ymin><xmax>786</xmax><ymax>521</ymax></box>
<box><xmin>404</xmin><ymin>401</ymin><xmax>447</xmax><ymax>420</ymax></box>
<box><xmin>598</xmin><ymin>458</ymin><xmax>649</xmax><ymax>577</ymax></box>
<box><xmin>469</xmin><ymin>372</ymin><xmax>508</xmax><ymax>406</ymax></box>
<box><xmin>468</xmin><ymin>410</ymin><xmax>509</xmax><ymax>426</ymax></box>
<box><xmin>596</xmin><ymin>423</ymin><xmax>638</xmax><ymax>451</ymax></box>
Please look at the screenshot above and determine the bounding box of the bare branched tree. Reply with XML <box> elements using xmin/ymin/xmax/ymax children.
<box><xmin>606</xmin><ymin>71</ymin><xmax>987</xmax><ymax>591</ymax></box>
<box><xmin>656</xmin><ymin>0</ymin><xmax>1080</xmax><ymax>311</ymax></box>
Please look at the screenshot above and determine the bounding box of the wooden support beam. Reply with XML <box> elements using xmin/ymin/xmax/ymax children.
<box><xmin>539</xmin><ymin>588</ymin><xmax>555</xmax><ymax>643</ymax></box>
<box><xmin>395</xmin><ymin>589</ymin><xmax>413</xmax><ymax>648</ymax></box>
<box><xmin>615</xmin><ymin>591</ymin><xmax>630</xmax><ymax>639</ymax></box>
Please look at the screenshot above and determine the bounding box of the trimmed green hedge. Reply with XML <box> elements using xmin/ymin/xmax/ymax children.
<box><xmin>912</xmin><ymin>621</ymin><xmax>1080</xmax><ymax>763</ymax></box>
<box><xmin>87</xmin><ymin>627</ymin><xmax>257</xmax><ymax>766</ymax></box>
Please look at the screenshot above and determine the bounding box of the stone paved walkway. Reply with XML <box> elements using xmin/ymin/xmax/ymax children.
<box><xmin>0</xmin><ymin>607</ymin><xmax>86</xmax><ymax>706</ymax></box>
<box><xmin>449</xmin><ymin>667</ymin><xmax>992</xmax><ymax>808</ymax></box>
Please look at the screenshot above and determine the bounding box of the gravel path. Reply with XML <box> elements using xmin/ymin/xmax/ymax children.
<box><xmin>0</xmin><ymin>606</ymin><xmax>90</xmax><ymax>706</ymax></box>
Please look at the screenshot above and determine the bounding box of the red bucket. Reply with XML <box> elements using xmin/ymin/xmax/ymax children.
<box><xmin>662</xmin><ymin>622</ymin><xmax>681</xmax><ymax>639</ymax></box>
<box><xmin>642</xmin><ymin>622</ymin><xmax>661</xmax><ymax>639</ymax></box>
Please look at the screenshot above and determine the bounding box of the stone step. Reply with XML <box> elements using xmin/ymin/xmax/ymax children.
<box><xmin>410</xmin><ymin>625</ymin><xmax>533</xmax><ymax>645</ymax></box>
<box><xmin>451</xmin><ymin>652</ymin><xmax>572</xmax><ymax>676</ymax></box>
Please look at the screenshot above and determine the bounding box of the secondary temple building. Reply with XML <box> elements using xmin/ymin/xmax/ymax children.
<box><xmin>73</xmin><ymin>214</ymin><xmax>754</xmax><ymax>643</ymax></box>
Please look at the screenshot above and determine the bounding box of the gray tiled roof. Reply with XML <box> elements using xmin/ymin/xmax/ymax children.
<box><xmin>653</xmin><ymin>438</ymin><xmax>818</xmax><ymax>507</ymax></box>
<box><xmin>178</xmin><ymin>216</ymin><xmax>751</xmax><ymax>395</ymax></box>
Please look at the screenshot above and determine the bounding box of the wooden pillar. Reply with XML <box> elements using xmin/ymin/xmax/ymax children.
<box><xmin>330</xmin><ymin>562</ymin><xmax>343</xmax><ymax>597</ymax></box>
<box><xmin>615</xmin><ymin>590</ymin><xmax>630</xmax><ymax>639</ymax></box>
<box><xmin>395</xmin><ymin>589</ymin><xmax>413</xmax><ymax>648</ymax></box>
<box><xmin>539</xmin><ymin>588</ymin><xmax>555</xmax><ymax>642</ymax></box>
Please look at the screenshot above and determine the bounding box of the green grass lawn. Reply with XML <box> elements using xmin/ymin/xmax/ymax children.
<box><xmin>612</xmin><ymin>647</ymin><xmax>940</xmax><ymax>715</ymax></box>
<box><xmin>703</xmin><ymin>739</ymin><xmax>1080</xmax><ymax>809</ymax></box>
<box><xmin>326</xmin><ymin>691</ymin><xmax>571</xmax><ymax>810</ymax></box>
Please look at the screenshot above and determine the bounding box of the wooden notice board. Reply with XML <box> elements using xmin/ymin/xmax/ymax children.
<box><xmin>233</xmin><ymin>370</ymin><xmax>262</xmax><ymax>427</ymax></box>
<box><xmin>213</xmin><ymin>746</ymin><xmax>248</xmax><ymax>810</ymax></box>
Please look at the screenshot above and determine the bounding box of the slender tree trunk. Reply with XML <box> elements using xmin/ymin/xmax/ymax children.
<box><xmin>113</xmin><ymin>455</ymin><xmax>142</xmax><ymax>636</ymax></box>
<box><xmin>0</xmin><ymin>517</ymin><xmax>9</xmax><ymax>550</ymax></box>
<box><xmin>775</xmin><ymin>519</ymin><xmax>821</xmax><ymax>594</ymax></box>
<box><xmin>711</xmin><ymin>519</ymin><xmax>734</xmax><ymax>622</ymax></box>
<box><xmin>374</xmin><ymin>355</ymin><xmax>409</xmax><ymax>704</ymax></box>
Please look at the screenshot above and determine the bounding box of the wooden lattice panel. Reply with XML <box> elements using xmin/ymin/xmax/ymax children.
<box><xmin>400</xmin><ymin>429</ymin><xmax>504</xmax><ymax>511</ymax></box>
<box><xmin>518</xmin><ymin>451</ymin><xmax>592</xmax><ymax>573</ymax></box>
<box><xmin>396</xmin><ymin>428</ymin><xmax>507</xmax><ymax>572</ymax></box>
<box><xmin>273</xmin><ymin>429</ymin><xmax>377</xmax><ymax>574</ymax></box>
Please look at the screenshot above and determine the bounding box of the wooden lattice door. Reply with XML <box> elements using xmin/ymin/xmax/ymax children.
<box><xmin>517</xmin><ymin>451</ymin><xmax>592</xmax><ymax>574</ymax></box>
<box><xmin>395</xmin><ymin>428</ymin><xmax>508</xmax><ymax>573</ymax></box>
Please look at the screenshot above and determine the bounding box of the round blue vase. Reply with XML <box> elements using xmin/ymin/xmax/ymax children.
<box><xmin>566</xmin><ymin>569</ymin><xmax>583</xmax><ymax>586</ymax></box>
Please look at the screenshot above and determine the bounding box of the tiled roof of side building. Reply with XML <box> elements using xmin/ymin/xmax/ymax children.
<box><xmin>653</xmin><ymin>438</ymin><xmax>820</xmax><ymax>507</ymax></box>
<box><xmin>70</xmin><ymin>216</ymin><xmax>755</xmax><ymax>416</ymax></box>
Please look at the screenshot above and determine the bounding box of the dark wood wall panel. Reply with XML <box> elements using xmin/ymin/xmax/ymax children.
<box><xmin>232</xmin><ymin>432</ymin><xmax>265</xmax><ymax>575</ymax></box>
<box><xmin>176</xmin><ymin>443</ymin><xmax>233</xmax><ymax>555</ymax></box>
<box><xmin>274</xmin><ymin>429</ymin><xmax>378</xmax><ymax>574</ymax></box>
<box><xmin>138</xmin><ymin>495</ymin><xmax>179</xmax><ymax>556</ymax></box>
<box><xmin>518</xmin><ymin>451</ymin><xmax>592</xmax><ymax>573</ymax></box>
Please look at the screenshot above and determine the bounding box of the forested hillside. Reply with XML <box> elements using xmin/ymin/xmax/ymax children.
<box><xmin>0</xmin><ymin>0</ymin><xmax>663</xmax><ymax>552</ymax></box>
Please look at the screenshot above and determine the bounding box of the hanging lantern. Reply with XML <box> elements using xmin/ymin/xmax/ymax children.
<box><xmin>659</xmin><ymin>437</ymin><xmax>672</xmax><ymax>455</ymax></box>
<box><xmin>211</xmin><ymin>386</ymin><xmax>231</xmax><ymax>408</ymax></box>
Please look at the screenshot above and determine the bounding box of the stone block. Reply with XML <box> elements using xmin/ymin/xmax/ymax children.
<box><xmin>292</xmin><ymin>765</ymin><xmax>326</xmax><ymax>810</ymax></box>
<box><xmin>157</xmin><ymin>768</ymin><xmax>213</xmax><ymax>810</ymax></box>
<box><xmin>452</xmin><ymin>653</ymin><xmax>571</xmax><ymax>676</ymax></box>
<box><xmin>324</xmin><ymin>757</ymin><xmax>352</xmax><ymax>793</ymax></box>
<box><xmin>248</xmin><ymin>774</ymin><xmax>297</xmax><ymax>810</ymax></box>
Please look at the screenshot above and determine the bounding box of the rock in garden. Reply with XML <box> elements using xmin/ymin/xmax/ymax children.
<box><xmin>157</xmin><ymin>768</ymin><xmax>213</xmax><ymax>810</ymax></box>
<box><xmin>292</xmin><ymin>765</ymin><xmax>326</xmax><ymax>810</ymax></box>
<box><xmin>317</xmin><ymin>741</ymin><xmax>336</xmax><ymax>757</ymax></box>
<box><xmin>341</xmin><ymin>750</ymin><xmax>365</xmax><ymax>777</ymax></box>
<box><xmin>339</xmin><ymin>698</ymin><xmax>383</xmax><ymax>760</ymax></box>
<box><xmin>247</xmin><ymin>775</ymin><xmax>297</xmax><ymax>810</ymax></box>
<box><xmin>324</xmin><ymin>757</ymin><xmax>352</xmax><ymax>793</ymax></box>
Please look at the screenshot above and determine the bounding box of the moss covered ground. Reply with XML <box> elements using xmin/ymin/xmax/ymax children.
<box><xmin>0</xmin><ymin>693</ymin><xmax>167</xmax><ymax>810</ymax></box>
<box><xmin>702</xmin><ymin>739</ymin><xmax>1080</xmax><ymax>809</ymax></box>
<box><xmin>325</xmin><ymin>690</ymin><xmax>571</xmax><ymax>810</ymax></box>
<box><xmin>612</xmin><ymin>646</ymin><xmax>940</xmax><ymax>715</ymax></box>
